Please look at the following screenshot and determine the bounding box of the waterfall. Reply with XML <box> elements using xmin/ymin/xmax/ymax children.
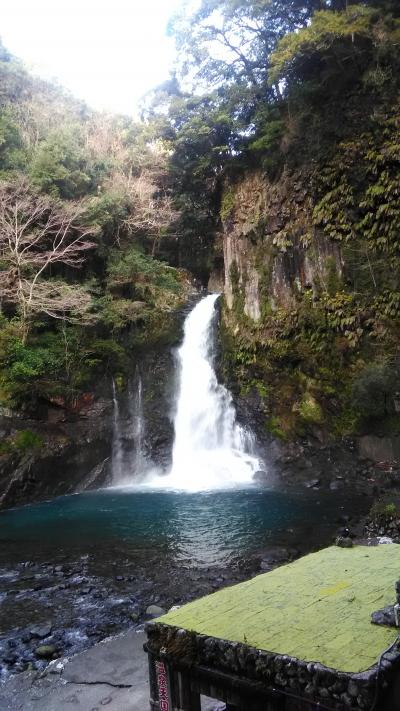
<box><xmin>111</xmin><ymin>378</ymin><xmax>124</xmax><ymax>481</ymax></box>
<box><xmin>130</xmin><ymin>369</ymin><xmax>145</xmax><ymax>474</ymax></box>
<box><xmin>148</xmin><ymin>294</ymin><xmax>263</xmax><ymax>491</ymax></box>
<box><xmin>111</xmin><ymin>372</ymin><xmax>147</xmax><ymax>483</ymax></box>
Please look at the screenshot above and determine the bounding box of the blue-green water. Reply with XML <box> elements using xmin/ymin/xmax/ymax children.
<box><xmin>0</xmin><ymin>486</ymin><xmax>362</xmax><ymax>568</ymax></box>
<box><xmin>0</xmin><ymin>485</ymin><xmax>369</xmax><ymax>675</ymax></box>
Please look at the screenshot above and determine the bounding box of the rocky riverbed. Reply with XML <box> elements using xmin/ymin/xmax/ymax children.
<box><xmin>0</xmin><ymin>548</ymin><xmax>264</xmax><ymax>681</ymax></box>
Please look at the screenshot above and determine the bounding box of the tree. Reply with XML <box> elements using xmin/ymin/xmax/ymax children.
<box><xmin>0</xmin><ymin>178</ymin><xmax>97</xmax><ymax>339</ymax></box>
<box><xmin>269</xmin><ymin>6</ymin><xmax>400</xmax><ymax>92</ymax></box>
<box><xmin>169</xmin><ymin>0</ymin><xmax>325</xmax><ymax>91</ymax></box>
<box><xmin>29</xmin><ymin>125</ymin><xmax>98</xmax><ymax>199</ymax></box>
<box><xmin>102</xmin><ymin>168</ymin><xmax>179</xmax><ymax>256</ymax></box>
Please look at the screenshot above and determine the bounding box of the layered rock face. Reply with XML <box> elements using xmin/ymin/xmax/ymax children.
<box><xmin>214</xmin><ymin>165</ymin><xmax>400</xmax><ymax>452</ymax></box>
<box><xmin>221</xmin><ymin>170</ymin><xmax>342</xmax><ymax>322</ymax></box>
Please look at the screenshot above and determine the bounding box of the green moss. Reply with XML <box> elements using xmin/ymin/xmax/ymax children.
<box><xmin>220</xmin><ymin>187</ymin><xmax>236</xmax><ymax>222</ymax></box>
<box><xmin>265</xmin><ymin>415</ymin><xmax>288</xmax><ymax>441</ymax></box>
<box><xmin>294</xmin><ymin>395</ymin><xmax>323</xmax><ymax>425</ymax></box>
<box><xmin>158</xmin><ymin>545</ymin><xmax>400</xmax><ymax>674</ymax></box>
<box><xmin>0</xmin><ymin>429</ymin><xmax>44</xmax><ymax>456</ymax></box>
<box><xmin>14</xmin><ymin>430</ymin><xmax>43</xmax><ymax>452</ymax></box>
<box><xmin>332</xmin><ymin>408</ymin><xmax>360</xmax><ymax>438</ymax></box>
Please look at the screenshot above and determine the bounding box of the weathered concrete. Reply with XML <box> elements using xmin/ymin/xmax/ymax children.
<box><xmin>0</xmin><ymin>629</ymin><xmax>149</xmax><ymax>711</ymax></box>
<box><xmin>0</xmin><ymin>629</ymin><xmax>222</xmax><ymax>711</ymax></box>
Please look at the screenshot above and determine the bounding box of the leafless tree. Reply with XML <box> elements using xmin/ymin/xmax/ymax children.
<box><xmin>105</xmin><ymin>167</ymin><xmax>179</xmax><ymax>256</ymax></box>
<box><xmin>0</xmin><ymin>178</ymin><xmax>97</xmax><ymax>340</ymax></box>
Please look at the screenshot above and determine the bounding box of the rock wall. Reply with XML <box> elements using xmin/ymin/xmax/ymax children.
<box><xmin>221</xmin><ymin>170</ymin><xmax>342</xmax><ymax>321</ymax></box>
<box><xmin>0</xmin><ymin>405</ymin><xmax>114</xmax><ymax>509</ymax></box>
<box><xmin>0</xmin><ymin>305</ymin><xmax>190</xmax><ymax>510</ymax></box>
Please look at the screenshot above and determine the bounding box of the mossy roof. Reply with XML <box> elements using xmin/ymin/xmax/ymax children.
<box><xmin>158</xmin><ymin>545</ymin><xmax>400</xmax><ymax>674</ymax></box>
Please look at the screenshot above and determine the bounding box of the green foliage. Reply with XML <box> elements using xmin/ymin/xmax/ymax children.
<box><xmin>294</xmin><ymin>394</ymin><xmax>323</xmax><ymax>425</ymax></box>
<box><xmin>369</xmin><ymin>500</ymin><xmax>398</xmax><ymax>526</ymax></box>
<box><xmin>14</xmin><ymin>430</ymin><xmax>43</xmax><ymax>452</ymax></box>
<box><xmin>107</xmin><ymin>248</ymin><xmax>182</xmax><ymax>300</ymax></box>
<box><xmin>353</xmin><ymin>361</ymin><xmax>399</xmax><ymax>419</ymax></box>
<box><xmin>2</xmin><ymin>335</ymin><xmax>60</xmax><ymax>392</ymax></box>
<box><xmin>0</xmin><ymin>41</ymin><xmax>190</xmax><ymax>410</ymax></box>
<box><xmin>270</xmin><ymin>7</ymin><xmax>376</xmax><ymax>86</ymax></box>
<box><xmin>325</xmin><ymin>256</ymin><xmax>342</xmax><ymax>296</ymax></box>
<box><xmin>0</xmin><ymin>318</ymin><xmax>126</xmax><ymax>408</ymax></box>
<box><xmin>220</xmin><ymin>187</ymin><xmax>235</xmax><ymax>222</ymax></box>
<box><xmin>29</xmin><ymin>125</ymin><xmax>97</xmax><ymax>198</ymax></box>
<box><xmin>266</xmin><ymin>415</ymin><xmax>289</xmax><ymax>441</ymax></box>
<box><xmin>0</xmin><ymin>109</ymin><xmax>26</xmax><ymax>174</ymax></box>
<box><xmin>0</xmin><ymin>429</ymin><xmax>43</xmax><ymax>457</ymax></box>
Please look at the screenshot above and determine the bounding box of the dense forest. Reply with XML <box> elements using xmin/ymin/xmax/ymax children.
<box><xmin>0</xmin><ymin>41</ymin><xmax>192</xmax><ymax>426</ymax></box>
<box><xmin>1</xmin><ymin>0</ymin><xmax>400</xmax><ymax>445</ymax></box>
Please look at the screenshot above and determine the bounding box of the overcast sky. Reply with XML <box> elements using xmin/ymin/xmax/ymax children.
<box><xmin>1</xmin><ymin>0</ymin><xmax>185</xmax><ymax>115</ymax></box>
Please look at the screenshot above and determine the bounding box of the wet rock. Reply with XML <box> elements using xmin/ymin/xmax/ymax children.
<box><xmin>335</xmin><ymin>536</ymin><xmax>353</xmax><ymax>548</ymax></box>
<box><xmin>338</xmin><ymin>527</ymin><xmax>351</xmax><ymax>539</ymax></box>
<box><xmin>35</xmin><ymin>644</ymin><xmax>58</xmax><ymax>659</ymax></box>
<box><xmin>129</xmin><ymin>612</ymin><xmax>139</xmax><ymax>622</ymax></box>
<box><xmin>145</xmin><ymin>605</ymin><xmax>166</xmax><ymax>617</ymax></box>
<box><xmin>29</xmin><ymin>622</ymin><xmax>52</xmax><ymax>639</ymax></box>
<box><xmin>340</xmin><ymin>692</ymin><xmax>353</xmax><ymax>707</ymax></box>
<box><xmin>371</xmin><ymin>605</ymin><xmax>396</xmax><ymax>627</ymax></box>
<box><xmin>305</xmin><ymin>479</ymin><xmax>320</xmax><ymax>489</ymax></box>
<box><xmin>260</xmin><ymin>560</ymin><xmax>273</xmax><ymax>572</ymax></box>
<box><xmin>348</xmin><ymin>680</ymin><xmax>359</xmax><ymax>698</ymax></box>
<box><xmin>3</xmin><ymin>652</ymin><xmax>17</xmax><ymax>664</ymax></box>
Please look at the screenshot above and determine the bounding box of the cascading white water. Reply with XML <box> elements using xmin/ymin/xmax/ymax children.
<box><xmin>130</xmin><ymin>370</ymin><xmax>145</xmax><ymax>473</ymax></box>
<box><xmin>148</xmin><ymin>294</ymin><xmax>263</xmax><ymax>491</ymax></box>
<box><xmin>111</xmin><ymin>372</ymin><xmax>147</xmax><ymax>483</ymax></box>
<box><xmin>111</xmin><ymin>378</ymin><xmax>124</xmax><ymax>481</ymax></box>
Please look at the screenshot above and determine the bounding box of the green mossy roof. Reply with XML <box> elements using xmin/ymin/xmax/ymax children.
<box><xmin>158</xmin><ymin>545</ymin><xmax>400</xmax><ymax>673</ymax></box>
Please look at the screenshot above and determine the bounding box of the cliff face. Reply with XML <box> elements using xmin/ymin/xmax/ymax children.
<box><xmin>222</xmin><ymin>170</ymin><xmax>342</xmax><ymax>321</ymax></box>
<box><xmin>216</xmin><ymin>156</ymin><xmax>400</xmax><ymax>447</ymax></box>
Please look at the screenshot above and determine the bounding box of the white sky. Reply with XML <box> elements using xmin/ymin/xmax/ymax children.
<box><xmin>0</xmin><ymin>0</ymin><xmax>185</xmax><ymax>115</ymax></box>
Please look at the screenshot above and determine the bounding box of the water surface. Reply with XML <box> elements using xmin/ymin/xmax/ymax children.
<box><xmin>0</xmin><ymin>486</ymin><xmax>365</xmax><ymax>568</ymax></box>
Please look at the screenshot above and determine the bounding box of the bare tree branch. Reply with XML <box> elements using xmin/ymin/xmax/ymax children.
<box><xmin>0</xmin><ymin>177</ymin><xmax>97</xmax><ymax>339</ymax></box>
